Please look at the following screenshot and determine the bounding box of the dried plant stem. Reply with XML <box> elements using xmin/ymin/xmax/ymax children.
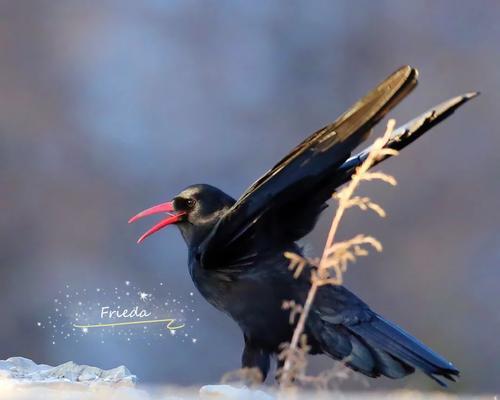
<box><xmin>281</xmin><ymin>280</ymin><xmax>318</xmax><ymax>386</ymax></box>
<box><xmin>280</xmin><ymin>119</ymin><xmax>397</xmax><ymax>388</ymax></box>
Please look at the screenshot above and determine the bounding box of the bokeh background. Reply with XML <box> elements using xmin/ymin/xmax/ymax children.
<box><xmin>0</xmin><ymin>0</ymin><xmax>498</xmax><ymax>393</ymax></box>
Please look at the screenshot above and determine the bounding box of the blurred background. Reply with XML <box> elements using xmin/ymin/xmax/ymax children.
<box><xmin>0</xmin><ymin>0</ymin><xmax>498</xmax><ymax>393</ymax></box>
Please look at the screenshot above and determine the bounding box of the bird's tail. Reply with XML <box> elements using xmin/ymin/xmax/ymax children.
<box><xmin>346</xmin><ymin>314</ymin><xmax>459</xmax><ymax>386</ymax></box>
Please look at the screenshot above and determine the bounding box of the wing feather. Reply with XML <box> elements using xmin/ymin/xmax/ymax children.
<box><xmin>201</xmin><ymin>66</ymin><xmax>418</xmax><ymax>267</ymax></box>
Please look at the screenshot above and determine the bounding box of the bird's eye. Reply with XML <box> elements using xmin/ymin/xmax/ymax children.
<box><xmin>173</xmin><ymin>196</ymin><xmax>196</xmax><ymax>211</ymax></box>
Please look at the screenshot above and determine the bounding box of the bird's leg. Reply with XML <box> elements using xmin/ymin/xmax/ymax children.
<box><xmin>241</xmin><ymin>336</ymin><xmax>270</xmax><ymax>383</ymax></box>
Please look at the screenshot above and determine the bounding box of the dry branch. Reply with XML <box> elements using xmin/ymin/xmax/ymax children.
<box><xmin>279</xmin><ymin>119</ymin><xmax>398</xmax><ymax>389</ymax></box>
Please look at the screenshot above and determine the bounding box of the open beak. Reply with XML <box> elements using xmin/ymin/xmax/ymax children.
<box><xmin>128</xmin><ymin>201</ymin><xmax>186</xmax><ymax>244</ymax></box>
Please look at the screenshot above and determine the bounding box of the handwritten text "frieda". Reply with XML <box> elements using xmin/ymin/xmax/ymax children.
<box><xmin>100</xmin><ymin>306</ymin><xmax>151</xmax><ymax>319</ymax></box>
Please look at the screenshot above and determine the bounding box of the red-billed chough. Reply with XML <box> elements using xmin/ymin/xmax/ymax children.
<box><xmin>129</xmin><ymin>66</ymin><xmax>477</xmax><ymax>386</ymax></box>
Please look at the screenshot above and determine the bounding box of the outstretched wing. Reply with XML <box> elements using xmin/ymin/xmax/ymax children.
<box><xmin>337</xmin><ymin>91</ymin><xmax>479</xmax><ymax>184</ymax></box>
<box><xmin>266</xmin><ymin>91</ymin><xmax>478</xmax><ymax>247</ymax></box>
<box><xmin>296</xmin><ymin>92</ymin><xmax>479</xmax><ymax>220</ymax></box>
<box><xmin>292</xmin><ymin>91</ymin><xmax>480</xmax><ymax>231</ymax></box>
<box><xmin>200</xmin><ymin>66</ymin><xmax>418</xmax><ymax>268</ymax></box>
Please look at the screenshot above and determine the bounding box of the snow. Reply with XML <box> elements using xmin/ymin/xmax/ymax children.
<box><xmin>0</xmin><ymin>357</ymin><xmax>489</xmax><ymax>399</ymax></box>
<box><xmin>200</xmin><ymin>385</ymin><xmax>274</xmax><ymax>400</ymax></box>
<box><xmin>0</xmin><ymin>356</ymin><xmax>135</xmax><ymax>385</ymax></box>
<box><xmin>0</xmin><ymin>357</ymin><xmax>276</xmax><ymax>399</ymax></box>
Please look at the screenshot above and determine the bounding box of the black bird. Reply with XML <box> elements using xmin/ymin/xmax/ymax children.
<box><xmin>129</xmin><ymin>66</ymin><xmax>477</xmax><ymax>386</ymax></box>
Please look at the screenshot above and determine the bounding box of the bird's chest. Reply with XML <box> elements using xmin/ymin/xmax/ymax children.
<box><xmin>189</xmin><ymin>260</ymin><xmax>236</xmax><ymax>311</ymax></box>
<box><xmin>188</xmin><ymin>256</ymin><xmax>300</xmax><ymax>345</ymax></box>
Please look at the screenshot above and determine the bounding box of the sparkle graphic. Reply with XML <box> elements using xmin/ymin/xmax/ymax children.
<box><xmin>138</xmin><ymin>292</ymin><xmax>151</xmax><ymax>302</ymax></box>
<box><xmin>41</xmin><ymin>280</ymin><xmax>200</xmax><ymax>346</ymax></box>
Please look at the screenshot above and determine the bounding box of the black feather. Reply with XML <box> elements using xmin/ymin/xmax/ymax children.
<box><xmin>349</xmin><ymin>314</ymin><xmax>459</xmax><ymax>386</ymax></box>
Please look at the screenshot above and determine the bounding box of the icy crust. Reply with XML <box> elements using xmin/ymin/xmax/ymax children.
<box><xmin>0</xmin><ymin>357</ymin><xmax>275</xmax><ymax>399</ymax></box>
<box><xmin>0</xmin><ymin>356</ymin><xmax>136</xmax><ymax>385</ymax></box>
<box><xmin>199</xmin><ymin>385</ymin><xmax>274</xmax><ymax>399</ymax></box>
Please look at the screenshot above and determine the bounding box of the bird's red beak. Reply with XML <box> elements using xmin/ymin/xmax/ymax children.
<box><xmin>128</xmin><ymin>201</ymin><xmax>186</xmax><ymax>244</ymax></box>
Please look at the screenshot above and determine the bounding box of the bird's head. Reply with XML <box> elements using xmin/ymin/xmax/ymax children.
<box><xmin>129</xmin><ymin>184</ymin><xmax>235</xmax><ymax>246</ymax></box>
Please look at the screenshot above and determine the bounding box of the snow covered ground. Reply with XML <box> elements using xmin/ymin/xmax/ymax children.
<box><xmin>0</xmin><ymin>357</ymin><xmax>273</xmax><ymax>400</ymax></box>
<box><xmin>0</xmin><ymin>356</ymin><xmax>135</xmax><ymax>384</ymax></box>
<box><xmin>0</xmin><ymin>357</ymin><xmax>491</xmax><ymax>400</ymax></box>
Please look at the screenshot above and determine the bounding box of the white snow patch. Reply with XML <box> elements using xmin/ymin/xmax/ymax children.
<box><xmin>0</xmin><ymin>357</ymin><xmax>478</xmax><ymax>400</ymax></box>
<box><xmin>0</xmin><ymin>357</ymin><xmax>277</xmax><ymax>400</ymax></box>
<box><xmin>0</xmin><ymin>356</ymin><xmax>136</xmax><ymax>385</ymax></box>
<box><xmin>199</xmin><ymin>385</ymin><xmax>274</xmax><ymax>400</ymax></box>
